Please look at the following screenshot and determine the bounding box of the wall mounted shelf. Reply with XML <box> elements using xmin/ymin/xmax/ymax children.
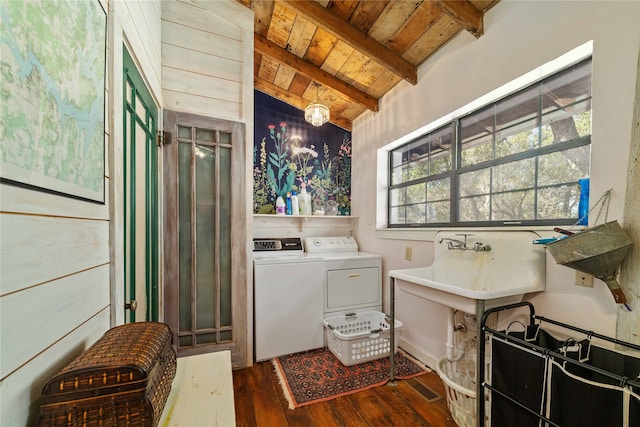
<box><xmin>253</xmin><ymin>214</ymin><xmax>359</xmax><ymax>235</ymax></box>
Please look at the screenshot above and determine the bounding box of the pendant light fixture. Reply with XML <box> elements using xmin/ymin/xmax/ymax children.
<box><xmin>304</xmin><ymin>82</ymin><xmax>330</xmax><ymax>127</ymax></box>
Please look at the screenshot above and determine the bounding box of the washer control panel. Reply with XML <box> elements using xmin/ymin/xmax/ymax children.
<box><xmin>253</xmin><ymin>237</ymin><xmax>303</xmax><ymax>252</ymax></box>
<box><xmin>304</xmin><ymin>236</ymin><xmax>358</xmax><ymax>253</ymax></box>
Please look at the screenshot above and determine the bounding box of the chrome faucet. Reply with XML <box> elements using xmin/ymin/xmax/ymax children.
<box><xmin>439</xmin><ymin>234</ymin><xmax>492</xmax><ymax>252</ymax></box>
<box><xmin>439</xmin><ymin>237</ymin><xmax>467</xmax><ymax>250</ymax></box>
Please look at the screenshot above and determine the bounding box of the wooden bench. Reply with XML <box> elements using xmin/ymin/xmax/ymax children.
<box><xmin>159</xmin><ymin>351</ymin><xmax>236</xmax><ymax>426</ymax></box>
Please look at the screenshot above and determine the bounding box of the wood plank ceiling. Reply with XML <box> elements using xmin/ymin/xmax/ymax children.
<box><xmin>237</xmin><ymin>0</ymin><xmax>500</xmax><ymax>131</ymax></box>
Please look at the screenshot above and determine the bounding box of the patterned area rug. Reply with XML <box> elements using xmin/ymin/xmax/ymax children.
<box><xmin>272</xmin><ymin>347</ymin><xmax>430</xmax><ymax>409</ymax></box>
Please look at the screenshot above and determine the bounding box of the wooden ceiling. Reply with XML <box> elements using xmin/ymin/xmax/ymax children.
<box><xmin>237</xmin><ymin>0</ymin><xmax>499</xmax><ymax>130</ymax></box>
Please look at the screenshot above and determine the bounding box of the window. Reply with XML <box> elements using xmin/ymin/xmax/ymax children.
<box><xmin>389</xmin><ymin>58</ymin><xmax>592</xmax><ymax>227</ymax></box>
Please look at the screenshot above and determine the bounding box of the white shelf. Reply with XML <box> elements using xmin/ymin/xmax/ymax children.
<box><xmin>252</xmin><ymin>214</ymin><xmax>359</xmax><ymax>234</ymax></box>
<box><xmin>253</xmin><ymin>214</ymin><xmax>357</xmax><ymax>220</ymax></box>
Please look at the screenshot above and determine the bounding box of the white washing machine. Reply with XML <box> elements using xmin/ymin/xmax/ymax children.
<box><xmin>304</xmin><ymin>236</ymin><xmax>382</xmax><ymax>317</ymax></box>
<box><xmin>253</xmin><ymin>238</ymin><xmax>324</xmax><ymax>362</ymax></box>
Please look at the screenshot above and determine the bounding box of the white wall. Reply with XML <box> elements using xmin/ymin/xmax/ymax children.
<box><xmin>352</xmin><ymin>0</ymin><xmax>640</xmax><ymax>367</ymax></box>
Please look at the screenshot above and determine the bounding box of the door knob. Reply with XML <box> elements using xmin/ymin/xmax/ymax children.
<box><xmin>125</xmin><ymin>300</ymin><xmax>138</xmax><ymax>311</ymax></box>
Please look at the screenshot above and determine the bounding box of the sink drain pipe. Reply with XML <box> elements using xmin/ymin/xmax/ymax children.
<box><xmin>447</xmin><ymin>308</ymin><xmax>467</xmax><ymax>361</ymax></box>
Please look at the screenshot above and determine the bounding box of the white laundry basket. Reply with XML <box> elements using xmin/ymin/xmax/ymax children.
<box><xmin>322</xmin><ymin>311</ymin><xmax>402</xmax><ymax>366</ymax></box>
<box><xmin>437</xmin><ymin>353</ymin><xmax>489</xmax><ymax>427</ymax></box>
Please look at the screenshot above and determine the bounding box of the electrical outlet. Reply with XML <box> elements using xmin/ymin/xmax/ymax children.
<box><xmin>575</xmin><ymin>271</ymin><xmax>594</xmax><ymax>287</ymax></box>
<box><xmin>404</xmin><ymin>246</ymin><xmax>412</xmax><ymax>261</ymax></box>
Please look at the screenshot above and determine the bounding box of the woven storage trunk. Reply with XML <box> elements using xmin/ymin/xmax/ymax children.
<box><xmin>36</xmin><ymin>322</ymin><xmax>177</xmax><ymax>427</ymax></box>
<box><xmin>323</xmin><ymin>311</ymin><xmax>403</xmax><ymax>366</ymax></box>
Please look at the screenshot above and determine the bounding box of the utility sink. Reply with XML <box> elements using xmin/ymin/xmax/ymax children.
<box><xmin>390</xmin><ymin>231</ymin><xmax>546</xmax><ymax>313</ymax></box>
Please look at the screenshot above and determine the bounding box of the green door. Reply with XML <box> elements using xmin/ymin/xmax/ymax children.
<box><xmin>123</xmin><ymin>47</ymin><xmax>159</xmax><ymax>322</ymax></box>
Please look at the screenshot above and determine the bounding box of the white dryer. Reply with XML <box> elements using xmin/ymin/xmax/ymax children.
<box><xmin>304</xmin><ymin>236</ymin><xmax>382</xmax><ymax>317</ymax></box>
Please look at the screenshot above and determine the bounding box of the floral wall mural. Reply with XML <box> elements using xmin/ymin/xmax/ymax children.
<box><xmin>253</xmin><ymin>91</ymin><xmax>352</xmax><ymax>215</ymax></box>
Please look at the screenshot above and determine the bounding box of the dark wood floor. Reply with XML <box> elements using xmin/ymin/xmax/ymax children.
<box><xmin>232</xmin><ymin>357</ymin><xmax>459</xmax><ymax>427</ymax></box>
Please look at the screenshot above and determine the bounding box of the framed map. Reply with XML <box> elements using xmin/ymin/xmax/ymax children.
<box><xmin>0</xmin><ymin>0</ymin><xmax>107</xmax><ymax>203</ymax></box>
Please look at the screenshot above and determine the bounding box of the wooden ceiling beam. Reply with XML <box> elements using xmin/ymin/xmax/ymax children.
<box><xmin>434</xmin><ymin>0</ymin><xmax>484</xmax><ymax>38</ymax></box>
<box><xmin>255</xmin><ymin>77</ymin><xmax>353</xmax><ymax>131</ymax></box>
<box><xmin>255</xmin><ymin>34</ymin><xmax>379</xmax><ymax>112</ymax></box>
<box><xmin>282</xmin><ymin>0</ymin><xmax>417</xmax><ymax>85</ymax></box>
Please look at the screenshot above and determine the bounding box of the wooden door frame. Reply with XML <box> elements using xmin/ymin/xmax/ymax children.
<box><xmin>122</xmin><ymin>46</ymin><xmax>159</xmax><ymax>322</ymax></box>
<box><xmin>162</xmin><ymin>110</ymin><xmax>247</xmax><ymax>368</ymax></box>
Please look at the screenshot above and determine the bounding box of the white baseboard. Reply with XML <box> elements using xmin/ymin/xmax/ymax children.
<box><xmin>398</xmin><ymin>337</ymin><xmax>440</xmax><ymax>371</ymax></box>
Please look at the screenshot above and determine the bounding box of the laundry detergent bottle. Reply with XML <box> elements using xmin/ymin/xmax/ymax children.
<box><xmin>275</xmin><ymin>196</ymin><xmax>286</xmax><ymax>215</ymax></box>
<box><xmin>298</xmin><ymin>184</ymin><xmax>312</xmax><ymax>215</ymax></box>
<box><xmin>291</xmin><ymin>191</ymin><xmax>300</xmax><ymax>215</ymax></box>
<box><xmin>285</xmin><ymin>192</ymin><xmax>292</xmax><ymax>215</ymax></box>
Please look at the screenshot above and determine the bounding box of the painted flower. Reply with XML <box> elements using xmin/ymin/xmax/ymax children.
<box><xmin>260</xmin><ymin>138</ymin><xmax>266</xmax><ymax>164</ymax></box>
<box><xmin>292</xmin><ymin>146</ymin><xmax>319</xmax><ymax>158</ymax></box>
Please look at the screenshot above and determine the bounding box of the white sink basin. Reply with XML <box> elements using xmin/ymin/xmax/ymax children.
<box><xmin>391</xmin><ymin>265</ymin><xmax>544</xmax><ymax>313</ymax></box>
<box><xmin>390</xmin><ymin>231</ymin><xmax>546</xmax><ymax>313</ymax></box>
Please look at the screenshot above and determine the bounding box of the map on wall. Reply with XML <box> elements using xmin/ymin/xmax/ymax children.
<box><xmin>0</xmin><ymin>0</ymin><xmax>106</xmax><ymax>203</ymax></box>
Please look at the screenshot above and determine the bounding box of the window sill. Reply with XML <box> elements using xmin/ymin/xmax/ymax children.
<box><xmin>376</xmin><ymin>225</ymin><xmax>587</xmax><ymax>242</ymax></box>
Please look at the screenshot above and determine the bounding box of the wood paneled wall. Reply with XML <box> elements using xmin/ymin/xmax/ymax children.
<box><xmin>0</xmin><ymin>0</ymin><xmax>253</xmax><ymax>426</ymax></box>
<box><xmin>0</xmin><ymin>0</ymin><xmax>163</xmax><ymax>424</ymax></box>
<box><xmin>0</xmin><ymin>191</ymin><xmax>111</xmax><ymax>427</ymax></box>
<box><xmin>160</xmin><ymin>0</ymin><xmax>254</xmax><ymax>123</ymax></box>
<box><xmin>1</xmin><ymin>1</ymin><xmax>255</xmax><ymax>422</ymax></box>
<box><xmin>618</xmin><ymin>45</ymin><xmax>640</xmax><ymax>345</ymax></box>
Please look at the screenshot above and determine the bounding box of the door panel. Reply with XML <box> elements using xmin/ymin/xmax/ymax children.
<box><xmin>163</xmin><ymin>111</ymin><xmax>247</xmax><ymax>367</ymax></box>
<box><xmin>134</xmin><ymin>121</ymin><xmax>148</xmax><ymax>320</ymax></box>
<box><xmin>194</xmin><ymin>144</ymin><xmax>217</xmax><ymax>337</ymax></box>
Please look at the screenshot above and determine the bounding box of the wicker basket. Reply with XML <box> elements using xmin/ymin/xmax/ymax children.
<box><xmin>36</xmin><ymin>322</ymin><xmax>176</xmax><ymax>427</ymax></box>
<box><xmin>323</xmin><ymin>311</ymin><xmax>403</xmax><ymax>366</ymax></box>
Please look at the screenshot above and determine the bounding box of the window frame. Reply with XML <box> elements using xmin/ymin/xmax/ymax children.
<box><xmin>387</xmin><ymin>58</ymin><xmax>592</xmax><ymax>229</ymax></box>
